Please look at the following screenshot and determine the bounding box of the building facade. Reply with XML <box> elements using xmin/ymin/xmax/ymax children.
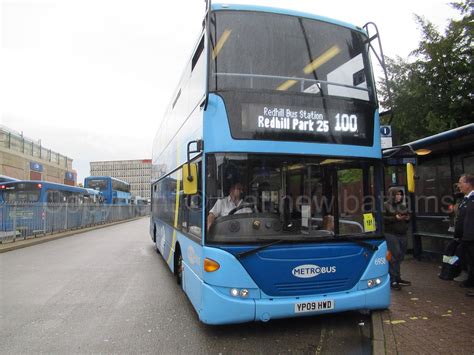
<box><xmin>89</xmin><ymin>159</ymin><xmax>152</xmax><ymax>200</ymax></box>
<box><xmin>0</xmin><ymin>125</ymin><xmax>76</xmax><ymax>185</ymax></box>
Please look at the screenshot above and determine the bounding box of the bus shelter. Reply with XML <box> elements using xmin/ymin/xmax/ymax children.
<box><xmin>383</xmin><ymin>123</ymin><xmax>474</xmax><ymax>257</ymax></box>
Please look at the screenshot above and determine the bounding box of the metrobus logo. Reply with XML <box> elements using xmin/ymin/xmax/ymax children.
<box><xmin>292</xmin><ymin>264</ymin><xmax>336</xmax><ymax>278</ymax></box>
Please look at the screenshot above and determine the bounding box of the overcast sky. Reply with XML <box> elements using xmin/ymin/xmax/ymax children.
<box><xmin>1</xmin><ymin>0</ymin><xmax>460</xmax><ymax>182</ymax></box>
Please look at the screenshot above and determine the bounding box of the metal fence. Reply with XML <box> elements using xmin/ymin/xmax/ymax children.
<box><xmin>0</xmin><ymin>203</ymin><xmax>150</xmax><ymax>243</ymax></box>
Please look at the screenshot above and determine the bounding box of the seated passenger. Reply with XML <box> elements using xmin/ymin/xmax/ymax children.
<box><xmin>207</xmin><ymin>182</ymin><xmax>252</xmax><ymax>230</ymax></box>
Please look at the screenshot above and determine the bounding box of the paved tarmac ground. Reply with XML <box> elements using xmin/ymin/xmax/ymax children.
<box><xmin>0</xmin><ymin>218</ymin><xmax>371</xmax><ymax>354</ymax></box>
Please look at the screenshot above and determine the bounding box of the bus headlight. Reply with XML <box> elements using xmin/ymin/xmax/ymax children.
<box><xmin>240</xmin><ymin>289</ymin><xmax>249</xmax><ymax>297</ymax></box>
<box><xmin>367</xmin><ymin>278</ymin><xmax>382</xmax><ymax>288</ymax></box>
<box><xmin>229</xmin><ymin>288</ymin><xmax>249</xmax><ymax>298</ymax></box>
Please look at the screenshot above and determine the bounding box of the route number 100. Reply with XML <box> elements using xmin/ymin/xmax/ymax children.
<box><xmin>335</xmin><ymin>113</ymin><xmax>358</xmax><ymax>132</ymax></box>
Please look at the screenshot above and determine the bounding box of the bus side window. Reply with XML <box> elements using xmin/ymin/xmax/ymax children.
<box><xmin>60</xmin><ymin>191</ymin><xmax>69</xmax><ymax>204</ymax></box>
<box><xmin>178</xmin><ymin>190</ymin><xmax>186</xmax><ymax>230</ymax></box>
<box><xmin>182</xmin><ymin>161</ymin><xmax>203</xmax><ymax>237</ymax></box>
<box><xmin>69</xmin><ymin>193</ymin><xmax>79</xmax><ymax>205</ymax></box>
<box><xmin>47</xmin><ymin>190</ymin><xmax>65</xmax><ymax>203</ymax></box>
<box><xmin>47</xmin><ymin>190</ymin><xmax>59</xmax><ymax>203</ymax></box>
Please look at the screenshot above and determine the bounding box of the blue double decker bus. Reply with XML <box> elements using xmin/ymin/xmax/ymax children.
<box><xmin>84</xmin><ymin>176</ymin><xmax>131</xmax><ymax>205</ymax></box>
<box><xmin>151</xmin><ymin>3</ymin><xmax>389</xmax><ymax>325</ymax></box>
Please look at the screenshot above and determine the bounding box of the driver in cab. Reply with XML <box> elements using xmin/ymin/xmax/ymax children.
<box><xmin>207</xmin><ymin>182</ymin><xmax>252</xmax><ymax>231</ymax></box>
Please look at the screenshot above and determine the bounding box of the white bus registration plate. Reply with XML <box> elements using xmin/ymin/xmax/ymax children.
<box><xmin>295</xmin><ymin>300</ymin><xmax>335</xmax><ymax>313</ymax></box>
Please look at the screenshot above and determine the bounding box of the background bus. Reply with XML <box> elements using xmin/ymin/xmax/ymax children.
<box><xmin>0</xmin><ymin>180</ymin><xmax>97</xmax><ymax>204</ymax></box>
<box><xmin>85</xmin><ymin>188</ymin><xmax>105</xmax><ymax>204</ymax></box>
<box><xmin>131</xmin><ymin>196</ymin><xmax>148</xmax><ymax>205</ymax></box>
<box><xmin>0</xmin><ymin>180</ymin><xmax>102</xmax><ymax>236</ymax></box>
<box><xmin>150</xmin><ymin>3</ymin><xmax>389</xmax><ymax>325</ymax></box>
<box><xmin>84</xmin><ymin>176</ymin><xmax>131</xmax><ymax>205</ymax></box>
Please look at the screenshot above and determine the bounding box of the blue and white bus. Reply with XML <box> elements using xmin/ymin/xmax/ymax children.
<box><xmin>84</xmin><ymin>176</ymin><xmax>131</xmax><ymax>205</ymax></box>
<box><xmin>0</xmin><ymin>180</ymin><xmax>102</xmax><ymax>234</ymax></box>
<box><xmin>150</xmin><ymin>3</ymin><xmax>390</xmax><ymax>325</ymax></box>
<box><xmin>0</xmin><ymin>181</ymin><xmax>99</xmax><ymax>204</ymax></box>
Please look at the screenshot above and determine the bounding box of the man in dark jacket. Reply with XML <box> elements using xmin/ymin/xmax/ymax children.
<box><xmin>454</xmin><ymin>173</ymin><xmax>474</xmax><ymax>295</ymax></box>
<box><xmin>384</xmin><ymin>188</ymin><xmax>411</xmax><ymax>290</ymax></box>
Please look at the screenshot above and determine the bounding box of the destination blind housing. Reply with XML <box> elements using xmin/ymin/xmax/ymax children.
<box><xmin>230</xmin><ymin>94</ymin><xmax>375</xmax><ymax>146</ymax></box>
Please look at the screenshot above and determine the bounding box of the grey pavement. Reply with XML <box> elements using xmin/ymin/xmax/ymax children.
<box><xmin>372</xmin><ymin>256</ymin><xmax>474</xmax><ymax>354</ymax></box>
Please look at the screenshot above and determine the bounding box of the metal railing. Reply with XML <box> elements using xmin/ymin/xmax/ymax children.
<box><xmin>0</xmin><ymin>202</ymin><xmax>150</xmax><ymax>243</ymax></box>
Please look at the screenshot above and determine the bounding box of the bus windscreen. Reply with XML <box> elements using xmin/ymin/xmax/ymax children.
<box><xmin>86</xmin><ymin>179</ymin><xmax>108</xmax><ymax>191</ymax></box>
<box><xmin>210</xmin><ymin>11</ymin><xmax>376</xmax><ymax>146</ymax></box>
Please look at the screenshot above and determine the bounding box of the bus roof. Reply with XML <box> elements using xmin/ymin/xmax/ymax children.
<box><xmin>84</xmin><ymin>176</ymin><xmax>130</xmax><ymax>185</ymax></box>
<box><xmin>0</xmin><ymin>180</ymin><xmax>88</xmax><ymax>193</ymax></box>
<box><xmin>211</xmin><ymin>3</ymin><xmax>365</xmax><ymax>35</ymax></box>
<box><xmin>0</xmin><ymin>175</ymin><xmax>19</xmax><ymax>183</ymax></box>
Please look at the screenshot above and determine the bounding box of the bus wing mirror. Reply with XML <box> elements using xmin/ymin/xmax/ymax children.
<box><xmin>183</xmin><ymin>163</ymin><xmax>198</xmax><ymax>195</ymax></box>
<box><xmin>406</xmin><ymin>163</ymin><xmax>415</xmax><ymax>193</ymax></box>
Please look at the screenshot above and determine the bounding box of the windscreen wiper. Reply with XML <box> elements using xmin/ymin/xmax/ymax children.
<box><xmin>236</xmin><ymin>239</ymin><xmax>286</xmax><ymax>259</ymax></box>
<box><xmin>235</xmin><ymin>234</ymin><xmax>378</xmax><ymax>260</ymax></box>
<box><xmin>334</xmin><ymin>234</ymin><xmax>379</xmax><ymax>251</ymax></box>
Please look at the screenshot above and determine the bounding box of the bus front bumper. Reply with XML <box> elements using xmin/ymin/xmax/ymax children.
<box><xmin>198</xmin><ymin>276</ymin><xmax>390</xmax><ymax>325</ymax></box>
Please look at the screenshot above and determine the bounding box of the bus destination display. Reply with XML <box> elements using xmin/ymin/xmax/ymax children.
<box><xmin>242</xmin><ymin>103</ymin><xmax>367</xmax><ymax>140</ymax></box>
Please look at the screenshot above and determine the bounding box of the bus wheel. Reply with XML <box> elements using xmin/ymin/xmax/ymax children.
<box><xmin>153</xmin><ymin>226</ymin><xmax>160</xmax><ymax>254</ymax></box>
<box><xmin>175</xmin><ymin>251</ymin><xmax>183</xmax><ymax>286</ymax></box>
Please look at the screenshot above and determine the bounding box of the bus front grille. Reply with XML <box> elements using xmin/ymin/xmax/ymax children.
<box><xmin>274</xmin><ymin>279</ymin><xmax>350</xmax><ymax>295</ymax></box>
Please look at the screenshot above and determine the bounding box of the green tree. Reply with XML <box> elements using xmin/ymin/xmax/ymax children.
<box><xmin>380</xmin><ymin>0</ymin><xmax>473</xmax><ymax>145</ymax></box>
